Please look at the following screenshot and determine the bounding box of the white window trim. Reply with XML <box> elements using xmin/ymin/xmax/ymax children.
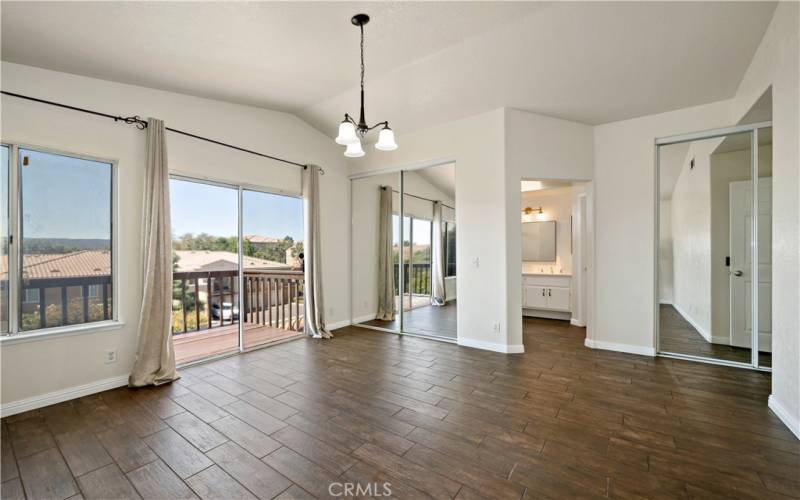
<box><xmin>0</xmin><ymin>140</ymin><xmax>120</xmax><ymax>340</ymax></box>
<box><xmin>0</xmin><ymin>320</ymin><xmax>126</xmax><ymax>346</ymax></box>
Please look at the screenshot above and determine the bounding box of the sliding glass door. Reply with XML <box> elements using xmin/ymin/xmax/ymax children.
<box><xmin>656</xmin><ymin>123</ymin><xmax>772</xmax><ymax>369</ymax></box>
<box><xmin>241</xmin><ymin>189</ymin><xmax>305</xmax><ymax>349</ymax></box>
<box><xmin>170</xmin><ymin>177</ymin><xmax>305</xmax><ymax>365</ymax></box>
<box><xmin>349</xmin><ymin>163</ymin><xmax>456</xmax><ymax>340</ymax></box>
<box><xmin>170</xmin><ymin>178</ymin><xmax>240</xmax><ymax>365</ymax></box>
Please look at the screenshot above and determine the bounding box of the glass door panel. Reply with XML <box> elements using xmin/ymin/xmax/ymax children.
<box><xmin>658</xmin><ymin>130</ymin><xmax>762</xmax><ymax>366</ymax></box>
<box><xmin>170</xmin><ymin>178</ymin><xmax>239</xmax><ymax>364</ymax></box>
<box><xmin>400</xmin><ymin>166</ymin><xmax>457</xmax><ymax>339</ymax></box>
<box><xmin>241</xmin><ymin>189</ymin><xmax>305</xmax><ymax>349</ymax></box>
<box><xmin>1</xmin><ymin>146</ymin><xmax>8</xmax><ymax>333</ymax></box>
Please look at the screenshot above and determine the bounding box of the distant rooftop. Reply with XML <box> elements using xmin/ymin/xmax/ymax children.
<box><xmin>244</xmin><ymin>235</ymin><xmax>283</xmax><ymax>244</ymax></box>
<box><xmin>0</xmin><ymin>250</ymin><xmax>111</xmax><ymax>280</ymax></box>
<box><xmin>174</xmin><ymin>250</ymin><xmax>290</xmax><ymax>273</ymax></box>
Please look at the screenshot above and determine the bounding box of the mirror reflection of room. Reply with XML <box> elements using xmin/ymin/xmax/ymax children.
<box><xmin>351</xmin><ymin>163</ymin><xmax>456</xmax><ymax>340</ymax></box>
<box><xmin>521</xmin><ymin>180</ymin><xmax>590</xmax><ymax>328</ymax></box>
<box><xmin>658</xmin><ymin>126</ymin><xmax>772</xmax><ymax>366</ymax></box>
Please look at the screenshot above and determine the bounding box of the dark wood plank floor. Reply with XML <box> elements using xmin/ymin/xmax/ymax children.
<box><xmin>2</xmin><ymin>318</ymin><xmax>797</xmax><ymax>499</ymax></box>
<box><xmin>362</xmin><ymin>301</ymin><xmax>457</xmax><ymax>339</ymax></box>
<box><xmin>659</xmin><ymin>304</ymin><xmax>772</xmax><ymax>366</ymax></box>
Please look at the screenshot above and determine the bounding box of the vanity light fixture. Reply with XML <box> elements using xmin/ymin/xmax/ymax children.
<box><xmin>522</xmin><ymin>206</ymin><xmax>543</xmax><ymax>216</ymax></box>
<box><xmin>335</xmin><ymin>13</ymin><xmax>398</xmax><ymax>157</ymax></box>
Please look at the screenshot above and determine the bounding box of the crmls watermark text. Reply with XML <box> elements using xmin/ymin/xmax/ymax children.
<box><xmin>328</xmin><ymin>482</ymin><xmax>393</xmax><ymax>497</ymax></box>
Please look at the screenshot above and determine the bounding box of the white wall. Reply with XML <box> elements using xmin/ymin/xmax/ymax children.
<box><xmin>0</xmin><ymin>62</ymin><xmax>350</xmax><ymax>408</ymax></box>
<box><xmin>658</xmin><ymin>200</ymin><xmax>674</xmax><ymax>304</ymax></box>
<box><xmin>503</xmin><ymin>109</ymin><xmax>594</xmax><ymax>348</ymax></box>
<box><xmin>728</xmin><ymin>2</ymin><xmax>799</xmax><ymax>437</ymax></box>
<box><xmin>351</xmin><ymin>109</ymin><xmax>511</xmax><ymax>352</ymax></box>
<box><xmin>351</xmin><ymin>108</ymin><xmax>591</xmax><ymax>353</ymax></box>
<box><xmin>670</xmin><ymin>138</ymin><xmax>718</xmax><ymax>341</ymax></box>
<box><xmin>521</xmin><ymin>187</ymin><xmax>573</xmax><ymax>274</ymax></box>
<box><xmin>593</xmin><ymin>2</ymin><xmax>798</xmax><ymax>437</ymax></box>
<box><xmin>592</xmin><ymin>100</ymin><xmax>732</xmax><ymax>356</ymax></box>
<box><xmin>570</xmin><ymin>182</ymin><xmax>592</xmax><ymax>327</ymax></box>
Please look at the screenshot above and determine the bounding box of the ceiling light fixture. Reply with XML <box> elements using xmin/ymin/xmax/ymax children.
<box><xmin>335</xmin><ymin>13</ymin><xmax>398</xmax><ymax>156</ymax></box>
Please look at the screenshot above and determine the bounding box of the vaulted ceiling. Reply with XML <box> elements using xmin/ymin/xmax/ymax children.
<box><xmin>1</xmin><ymin>1</ymin><xmax>776</xmax><ymax>140</ymax></box>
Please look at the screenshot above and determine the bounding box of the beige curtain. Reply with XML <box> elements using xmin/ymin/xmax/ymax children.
<box><xmin>431</xmin><ymin>201</ymin><xmax>446</xmax><ymax>306</ymax></box>
<box><xmin>303</xmin><ymin>164</ymin><xmax>332</xmax><ymax>338</ymax></box>
<box><xmin>377</xmin><ymin>186</ymin><xmax>396</xmax><ymax>320</ymax></box>
<box><xmin>129</xmin><ymin>118</ymin><xmax>179</xmax><ymax>387</ymax></box>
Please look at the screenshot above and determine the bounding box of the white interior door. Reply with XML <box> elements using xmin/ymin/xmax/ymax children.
<box><xmin>729</xmin><ymin>178</ymin><xmax>772</xmax><ymax>351</ymax></box>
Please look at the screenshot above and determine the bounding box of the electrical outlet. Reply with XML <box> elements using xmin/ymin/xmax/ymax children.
<box><xmin>104</xmin><ymin>349</ymin><xmax>118</xmax><ymax>364</ymax></box>
<box><xmin>473</xmin><ymin>257</ymin><xmax>480</xmax><ymax>268</ymax></box>
<box><xmin>492</xmin><ymin>321</ymin><xmax>501</xmax><ymax>332</ymax></box>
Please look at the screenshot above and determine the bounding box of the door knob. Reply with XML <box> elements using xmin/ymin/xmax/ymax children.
<box><xmin>733</xmin><ymin>270</ymin><xmax>743</xmax><ymax>277</ymax></box>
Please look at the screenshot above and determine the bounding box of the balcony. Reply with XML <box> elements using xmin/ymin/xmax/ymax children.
<box><xmin>172</xmin><ymin>269</ymin><xmax>304</xmax><ymax>364</ymax></box>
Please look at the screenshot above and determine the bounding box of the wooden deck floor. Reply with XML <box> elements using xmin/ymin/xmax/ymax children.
<box><xmin>2</xmin><ymin>318</ymin><xmax>797</xmax><ymax>499</ymax></box>
<box><xmin>173</xmin><ymin>323</ymin><xmax>303</xmax><ymax>365</ymax></box>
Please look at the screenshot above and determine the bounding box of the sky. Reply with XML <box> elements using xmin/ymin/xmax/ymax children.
<box><xmin>8</xmin><ymin>149</ymin><xmax>303</xmax><ymax>242</ymax></box>
<box><xmin>392</xmin><ymin>215</ymin><xmax>431</xmax><ymax>246</ymax></box>
<box><xmin>170</xmin><ymin>178</ymin><xmax>304</xmax><ymax>241</ymax></box>
<box><xmin>20</xmin><ymin>149</ymin><xmax>112</xmax><ymax>240</ymax></box>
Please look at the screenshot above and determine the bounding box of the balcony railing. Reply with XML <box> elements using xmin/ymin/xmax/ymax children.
<box><xmin>172</xmin><ymin>269</ymin><xmax>304</xmax><ymax>335</ymax></box>
<box><xmin>21</xmin><ymin>276</ymin><xmax>112</xmax><ymax>330</ymax></box>
<box><xmin>394</xmin><ymin>263</ymin><xmax>431</xmax><ymax>296</ymax></box>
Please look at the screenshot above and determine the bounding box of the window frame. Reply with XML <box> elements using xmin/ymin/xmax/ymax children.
<box><xmin>0</xmin><ymin>141</ymin><xmax>121</xmax><ymax>343</ymax></box>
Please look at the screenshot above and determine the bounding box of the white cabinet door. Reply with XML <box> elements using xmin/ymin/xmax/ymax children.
<box><xmin>524</xmin><ymin>286</ymin><xmax>548</xmax><ymax>309</ymax></box>
<box><xmin>547</xmin><ymin>287</ymin><xmax>571</xmax><ymax>311</ymax></box>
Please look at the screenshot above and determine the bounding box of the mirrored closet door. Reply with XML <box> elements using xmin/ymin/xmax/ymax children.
<box><xmin>657</xmin><ymin>123</ymin><xmax>772</xmax><ymax>369</ymax></box>
<box><xmin>351</xmin><ymin>163</ymin><xmax>456</xmax><ymax>340</ymax></box>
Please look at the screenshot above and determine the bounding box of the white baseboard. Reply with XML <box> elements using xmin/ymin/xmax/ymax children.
<box><xmin>768</xmin><ymin>395</ymin><xmax>800</xmax><ymax>440</ymax></box>
<box><xmin>351</xmin><ymin>313</ymin><xmax>378</xmax><ymax>325</ymax></box>
<box><xmin>672</xmin><ymin>303</ymin><xmax>711</xmax><ymax>342</ymax></box>
<box><xmin>457</xmin><ymin>337</ymin><xmax>525</xmax><ymax>354</ymax></box>
<box><xmin>1</xmin><ymin>374</ymin><xmax>129</xmax><ymax>418</ymax></box>
<box><xmin>584</xmin><ymin>338</ymin><xmax>656</xmax><ymax>357</ymax></box>
<box><xmin>712</xmin><ymin>335</ymin><xmax>731</xmax><ymax>345</ymax></box>
<box><xmin>327</xmin><ymin>319</ymin><xmax>353</xmax><ymax>331</ymax></box>
<box><xmin>570</xmin><ymin>318</ymin><xmax>586</xmax><ymax>327</ymax></box>
<box><xmin>522</xmin><ymin>309</ymin><xmax>571</xmax><ymax>321</ymax></box>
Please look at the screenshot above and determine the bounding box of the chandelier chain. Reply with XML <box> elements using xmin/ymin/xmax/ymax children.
<box><xmin>360</xmin><ymin>24</ymin><xmax>365</xmax><ymax>93</ymax></box>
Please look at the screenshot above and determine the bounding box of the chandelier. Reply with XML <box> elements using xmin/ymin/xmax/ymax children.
<box><xmin>335</xmin><ymin>13</ymin><xmax>398</xmax><ymax>157</ymax></box>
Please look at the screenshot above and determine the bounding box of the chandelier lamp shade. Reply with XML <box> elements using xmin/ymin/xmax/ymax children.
<box><xmin>334</xmin><ymin>13</ymin><xmax>398</xmax><ymax>156</ymax></box>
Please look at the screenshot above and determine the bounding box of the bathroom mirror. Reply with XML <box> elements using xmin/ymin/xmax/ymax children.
<box><xmin>522</xmin><ymin>221</ymin><xmax>556</xmax><ymax>261</ymax></box>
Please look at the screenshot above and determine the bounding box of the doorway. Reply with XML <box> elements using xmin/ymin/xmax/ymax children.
<box><xmin>170</xmin><ymin>176</ymin><xmax>305</xmax><ymax>365</ymax></box>
<box><xmin>520</xmin><ymin>180</ymin><xmax>591</xmax><ymax>345</ymax></box>
<box><xmin>656</xmin><ymin>122</ymin><xmax>772</xmax><ymax>369</ymax></box>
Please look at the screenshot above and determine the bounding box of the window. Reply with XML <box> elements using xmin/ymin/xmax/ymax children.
<box><xmin>1</xmin><ymin>145</ymin><xmax>115</xmax><ymax>337</ymax></box>
<box><xmin>445</xmin><ymin>221</ymin><xmax>456</xmax><ymax>277</ymax></box>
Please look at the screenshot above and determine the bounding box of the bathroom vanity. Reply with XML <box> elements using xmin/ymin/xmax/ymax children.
<box><xmin>522</xmin><ymin>273</ymin><xmax>571</xmax><ymax>320</ymax></box>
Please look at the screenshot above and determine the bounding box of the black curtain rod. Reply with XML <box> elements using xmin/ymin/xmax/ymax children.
<box><xmin>383</xmin><ymin>186</ymin><xmax>455</xmax><ymax>210</ymax></box>
<box><xmin>0</xmin><ymin>90</ymin><xmax>318</xmax><ymax>172</ymax></box>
